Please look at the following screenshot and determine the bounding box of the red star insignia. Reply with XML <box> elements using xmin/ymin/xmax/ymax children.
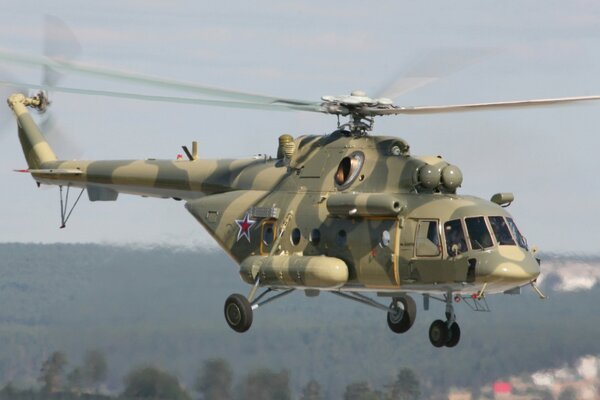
<box><xmin>235</xmin><ymin>213</ymin><xmax>256</xmax><ymax>242</ymax></box>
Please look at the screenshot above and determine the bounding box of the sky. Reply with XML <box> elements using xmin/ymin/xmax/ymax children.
<box><xmin>0</xmin><ymin>1</ymin><xmax>599</xmax><ymax>252</ymax></box>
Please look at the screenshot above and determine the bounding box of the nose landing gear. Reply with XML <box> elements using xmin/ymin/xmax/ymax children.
<box><xmin>428</xmin><ymin>291</ymin><xmax>461</xmax><ymax>348</ymax></box>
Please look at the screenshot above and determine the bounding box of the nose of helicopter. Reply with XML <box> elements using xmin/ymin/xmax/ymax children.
<box><xmin>476</xmin><ymin>247</ymin><xmax>540</xmax><ymax>284</ymax></box>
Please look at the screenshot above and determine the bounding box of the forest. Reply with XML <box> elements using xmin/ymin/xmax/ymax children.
<box><xmin>0</xmin><ymin>351</ymin><xmax>422</xmax><ymax>400</ymax></box>
<box><xmin>0</xmin><ymin>243</ymin><xmax>597</xmax><ymax>399</ymax></box>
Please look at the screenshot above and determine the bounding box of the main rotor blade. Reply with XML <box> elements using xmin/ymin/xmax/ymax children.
<box><xmin>375</xmin><ymin>48</ymin><xmax>494</xmax><ymax>99</ymax></box>
<box><xmin>0</xmin><ymin>80</ymin><xmax>325</xmax><ymax>113</ymax></box>
<box><xmin>0</xmin><ymin>49</ymin><xmax>315</xmax><ymax>107</ymax></box>
<box><xmin>370</xmin><ymin>96</ymin><xmax>600</xmax><ymax>116</ymax></box>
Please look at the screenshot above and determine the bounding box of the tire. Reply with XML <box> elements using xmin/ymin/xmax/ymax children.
<box><xmin>445</xmin><ymin>322</ymin><xmax>461</xmax><ymax>348</ymax></box>
<box><xmin>429</xmin><ymin>319</ymin><xmax>448</xmax><ymax>348</ymax></box>
<box><xmin>224</xmin><ymin>293</ymin><xmax>253</xmax><ymax>333</ymax></box>
<box><xmin>387</xmin><ymin>295</ymin><xmax>417</xmax><ymax>334</ymax></box>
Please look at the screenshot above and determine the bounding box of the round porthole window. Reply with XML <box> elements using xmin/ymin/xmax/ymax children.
<box><xmin>335</xmin><ymin>151</ymin><xmax>365</xmax><ymax>190</ymax></box>
<box><xmin>381</xmin><ymin>230</ymin><xmax>391</xmax><ymax>247</ymax></box>
<box><xmin>290</xmin><ymin>228</ymin><xmax>302</xmax><ymax>246</ymax></box>
<box><xmin>309</xmin><ymin>229</ymin><xmax>321</xmax><ymax>245</ymax></box>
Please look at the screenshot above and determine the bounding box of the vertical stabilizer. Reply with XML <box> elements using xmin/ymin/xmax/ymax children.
<box><xmin>7</xmin><ymin>93</ymin><xmax>57</xmax><ymax>169</ymax></box>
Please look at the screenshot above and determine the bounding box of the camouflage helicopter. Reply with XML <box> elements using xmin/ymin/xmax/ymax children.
<box><xmin>3</xmin><ymin>50</ymin><xmax>599</xmax><ymax>348</ymax></box>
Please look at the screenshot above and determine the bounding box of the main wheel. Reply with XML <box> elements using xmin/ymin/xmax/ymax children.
<box><xmin>429</xmin><ymin>320</ymin><xmax>448</xmax><ymax>348</ymax></box>
<box><xmin>445</xmin><ymin>322</ymin><xmax>461</xmax><ymax>348</ymax></box>
<box><xmin>387</xmin><ymin>295</ymin><xmax>417</xmax><ymax>334</ymax></box>
<box><xmin>224</xmin><ymin>294</ymin><xmax>253</xmax><ymax>333</ymax></box>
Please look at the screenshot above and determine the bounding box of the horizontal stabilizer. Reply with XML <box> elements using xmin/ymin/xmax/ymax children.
<box><xmin>14</xmin><ymin>168</ymin><xmax>83</xmax><ymax>175</ymax></box>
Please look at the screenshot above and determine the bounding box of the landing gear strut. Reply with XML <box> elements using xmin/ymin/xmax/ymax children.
<box><xmin>330</xmin><ymin>292</ymin><xmax>417</xmax><ymax>335</ymax></box>
<box><xmin>223</xmin><ymin>276</ymin><xmax>294</xmax><ymax>333</ymax></box>
<box><xmin>428</xmin><ymin>291</ymin><xmax>461</xmax><ymax>348</ymax></box>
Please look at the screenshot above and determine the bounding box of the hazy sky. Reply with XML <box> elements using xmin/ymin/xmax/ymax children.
<box><xmin>0</xmin><ymin>1</ymin><xmax>599</xmax><ymax>252</ymax></box>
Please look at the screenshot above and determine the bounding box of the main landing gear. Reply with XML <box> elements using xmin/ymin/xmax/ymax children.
<box><xmin>224</xmin><ymin>294</ymin><xmax>253</xmax><ymax>333</ymax></box>
<box><xmin>330</xmin><ymin>292</ymin><xmax>418</xmax><ymax>335</ymax></box>
<box><xmin>224</xmin><ymin>285</ymin><xmax>461</xmax><ymax>348</ymax></box>
<box><xmin>387</xmin><ymin>295</ymin><xmax>417</xmax><ymax>334</ymax></box>
<box><xmin>427</xmin><ymin>291</ymin><xmax>461</xmax><ymax>348</ymax></box>
<box><xmin>224</xmin><ymin>277</ymin><xmax>294</xmax><ymax>333</ymax></box>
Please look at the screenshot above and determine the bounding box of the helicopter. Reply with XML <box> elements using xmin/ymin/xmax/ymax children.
<box><xmin>3</xmin><ymin>48</ymin><xmax>599</xmax><ymax>348</ymax></box>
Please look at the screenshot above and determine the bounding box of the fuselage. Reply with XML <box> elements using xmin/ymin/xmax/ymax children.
<box><xmin>25</xmin><ymin>129</ymin><xmax>539</xmax><ymax>296</ymax></box>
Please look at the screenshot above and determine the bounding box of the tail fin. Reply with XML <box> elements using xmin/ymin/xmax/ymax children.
<box><xmin>8</xmin><ymin>93</ymin><xmax>57</xmax><ymax>169</ymax></box>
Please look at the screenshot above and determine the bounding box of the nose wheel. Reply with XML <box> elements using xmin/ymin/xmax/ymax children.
<box><xmin>428</xmin><ymin>291</ymin><xmax>461</xmax><ymax>348</ymax></box>
<box><xmin>429</xmin><ymin>320</ymin><xmax>461</xmax><ymax>348</ymax></box>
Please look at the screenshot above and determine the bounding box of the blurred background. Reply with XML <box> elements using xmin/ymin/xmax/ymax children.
<box><xmin>1</xmin><ymin>1</ymin><xmax>599</xmax><ymax>252</ymax></box>
<box><xmin>1</xmin><ymin>2</ymin><xmax>600</xmax><ymax>399</ymax></box>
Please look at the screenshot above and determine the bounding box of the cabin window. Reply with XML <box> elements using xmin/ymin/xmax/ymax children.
<box><xmin>488</xmin><ymin>216</ymin><xmax>516</xmax><ymax>246</ymax></box>
<box><xmin>262</xmin><ymin>222</ymin><xmax>275</xmax><ymax>246</ymax></box>
<box><xmin>465</xmin><ymin>217</ymin><xmax>493</xmax><ymax>250</ymax></box>
<box><xmin>506</xmin><ymin>217</ymin><xmax>528</xmax><ymax>250</ymax></box>
<box><xmin>310</xmin><ymin>229</ymin><xmax>321</xmax><ymax>245</ymax></box>
<box><xmin>415</xmin><ymin>220</ymin><xmax>441</xmax><ymax>257</ymax></box>
<box><xmin>290</xmin><ymin>228</ymin><xmax>302</xmax><ymax>246</ymax></box>
<box><xmin>444</xmin><ymin>219</ymin><xmax>467</xmax><ymax>256</ymax></box>
<box><xmin>334</xmin><ymin>151</ymin><xmax>364</xmax><ymax>189</ymax></box>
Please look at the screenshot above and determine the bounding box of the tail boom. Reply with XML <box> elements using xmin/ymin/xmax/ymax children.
<box><xmin>8</xmin><ymin>93</ymin><xmax>57</xmax><ymax>169</ymax></box>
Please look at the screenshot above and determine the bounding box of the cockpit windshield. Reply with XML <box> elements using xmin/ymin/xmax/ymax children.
<box><xmin>443</xmin><ymin>215</ymin><xmax>529</xmax><ymax>256</ymax></box>
<box><xmin>506</xmin><ymin>217</ymin><xmax>528</xmax><ymax>250</ymax></box>
<box><xmin>465</xmin><ymin>217</ymin><xmax>494</xmax><ymax>250</ymax></box>
<box><xmin>444</xmin><ymin>220</ymin><xmax>467</xmax><ymax>256</ymax></box>
<box><xmin>489</xmin><ymin>216</ymin><xmax>515</xmax><ymax>246</ymax></box>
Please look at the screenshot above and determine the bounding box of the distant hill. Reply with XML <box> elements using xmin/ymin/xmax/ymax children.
<box><xmin>0</xmin><ymin>243</ymin><xmax>598</xmax><ymax>398</ymax></box>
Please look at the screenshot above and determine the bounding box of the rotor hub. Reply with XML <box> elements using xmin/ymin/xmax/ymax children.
<box><xmin>321</xmin><ymin>91</ymin><xmax>395</xmax><ymax>135</ymax></box>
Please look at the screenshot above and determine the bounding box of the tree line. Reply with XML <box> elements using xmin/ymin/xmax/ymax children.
<box><xmin>0</xmin><ymin>350</ymin><xmax>421</xmax><ymax>400</ymax></box>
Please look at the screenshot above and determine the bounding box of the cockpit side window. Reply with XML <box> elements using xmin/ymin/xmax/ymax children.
<box><xmin>444</xmin><ymin>219</ymin><xmax>468</xmax><ymax>257</ymax></box>
<box><xmin>465</xmin><ymin>216</ymin><xmax>494</xmax><ymax>250</ymax></box>
<box><xmin>489</xmin><ymin>216</ymin><xmax>516</xmax><ymax>246</ymax></box>
<box><xmin>415</xmin><ymin>220</ymin><xmax>441</xmax><ymax>257</ymax></box>
<box><xmin>506</xmin><ymin>217</ymin><xmax>528</xmax><ymax>250</ymax></box>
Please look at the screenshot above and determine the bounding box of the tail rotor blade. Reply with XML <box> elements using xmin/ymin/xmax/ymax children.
<box><xmin>40</xmin><ymin>113</ymin><xmax>83</xmax><ymax>159</ymax></box>
<box><xmin>0</xmin><ymin>69</ymin><xmax>27</xmax><ymax>135</ymax></box>
<box><xmin>43</xmin><ymin>15</ymin><xmax>82</xmax><ymax>87</ymax></box>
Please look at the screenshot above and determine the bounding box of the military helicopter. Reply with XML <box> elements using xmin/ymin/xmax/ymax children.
<box><xmin>3</xmin><ymin>46</ymin><xmax>599</xmax><ymax>348</ymax></box>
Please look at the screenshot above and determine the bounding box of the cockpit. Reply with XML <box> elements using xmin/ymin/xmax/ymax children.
<box><xmin>415</xmin><ymin>215</ymin><xmax>529</xmax><ymax>259</ymax></box>
<box><xmin>444</xmin><ymin>215</ymin><xmax>528</xmax><ymax>257</ymax></box>
<box><xmin>406</xmin><ymin>195</ymin><xmax>539</xmax><ymax>289</ymax></box>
